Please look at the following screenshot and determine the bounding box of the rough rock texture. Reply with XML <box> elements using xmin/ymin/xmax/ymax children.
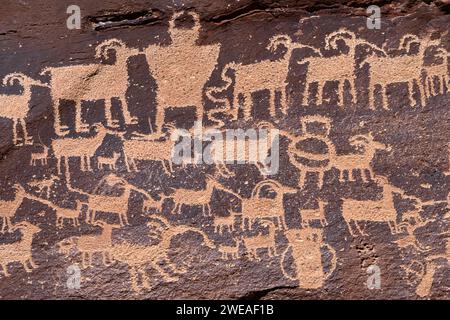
<box><xmin>0</xmin><ymin>0</ymin><xmax>449</xmax><ymax>299</ymax></box>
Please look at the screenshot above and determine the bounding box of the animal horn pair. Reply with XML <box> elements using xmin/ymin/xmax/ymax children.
<box><xmin>95</xmin><ymin>38</ymin><xmax>126</xmax><ymax>59</ymax></box>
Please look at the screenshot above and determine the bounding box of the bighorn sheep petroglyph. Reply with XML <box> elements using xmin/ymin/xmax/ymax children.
<box><xmin>241</xmin><ymin>180</ymin><xmax>297</xmax><ymax>230</ymax></box>
<box><xmin>341</xmin><ymin>175</ymin><xmax>415</xmax><ymax>236</ymax></box>
<box><xmin>363</xmin><ymin>34</ymin><xmax>441</xmax><ymax>109</ymax></box>
<box><xmin>168</xmin><ymin>174</ymin><xmax>240</xmax><ymax>216</ymax></box>
<box><xmin>119</xmin><ymin>124</ymin><xmax>178</xmax><ymax>174</ymax></box>
<box><xmin>298</xmin><ymin>28</ymin><xmax>382</xmax><ymax>106</ymax></box>
<box><xmin>41</xmin><ymin>39</ymin><xmax>139</xmax><ymax>135</ymax></box>
<box><xmin>97</xmin><ymin>152</ymin><xmax>121</xmax><ymax>170</ymax></box>
<box><xmin>208</xmin><ymin>35</ymin><xmax>313</xmax><ymax>120</ymax></box>
<box><xmin>0</xmin><ymin>73</ymin><xmax>48</xmax><ymax>145</ymax></box>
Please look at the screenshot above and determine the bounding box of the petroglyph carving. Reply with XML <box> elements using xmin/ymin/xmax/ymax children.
<box><xmin>285</xmin><ymin>115</ymin><xmax>336</xmax><ymax>188</ymax></box>
<box><xmin>213</xmin><ymin>211</ymin><xmax>238</xmax><ymax>235</ymax></box>
<box><xmin>42</xmin><ymin>39</ymin><xmax>139</xmax><ymax>135</ymax></box>
<box><xmin>120</xmin><ymin>123</ymin><xmax>178</xmax><ymax>174</ymax></box>
<box><xmin>331</xmin><ymin>133</ymin><xmax>390</xmax><ymax>182</ymax></box>
<box><xmin>218</xmin><ymin>239</ymin><xmax>241</xmax><ymax>260</ymax></box>
<box><xmin>300</xmin><ymin>200</ymin><xmax>327</xmax><ymax>227</ymax></box>
<box><xmin>83</xmin><ymin>179</ymin><xmax>131</xmax><ymax>226</ymax></box>
<box><xmin>143</xmin><ymin>11</ymin><xmax>220</xmax><ymax>132</ymax></box>
<box><xmin>27</xmin><ymin>175</ymin><xmax>59</xmax><ymax>199</ymax></box>
<box><xmin>424</xmin><ymin>46</ymin><xmax>449</xmax><ymax>99</ymax></box>
<box><xmin>299</xmin><ymin>28</ymin><xmax>381</xmax><ymax>106</ymax></box>
<box><xmin>209</xmin><ymin>34</ymin><xmax>308</xmax><ymax>120</ymax></box>
<box><xmin>52</xmin><ymin>123</ymin><xmax>108</xmax><ymax>176</ymax></box>
<box><xmin>97</xmin><ymin>152</ymin><xmax>121</xmax><ymax>170</ymax></box>
<box><xmin>341</xmin><ymin>175</ymin><xmax>415</xmax><ymax>236</ymax></box>
<box><xmin>110</xmin><ymin>216</ymin><xmax>214</xmax><ymax>292</ymax></box>
<box><xmin>241</xmin><ymin>180</ymin><xmax>297</xmax><ymax>230</ymax></box>
<box><xmin>205</xmin><ymin>121</ymin><xmax>279</xmax><ymax>176</ymax></box>
<box><xmin>58</xmin><ymin>221</ymin><xmax>118</xmax><ymax>268</ymax></box>
<box><xmin>281</xmin><ymin>228</ymin><xmax>337</xmax><ymax>288</ymax></box>
<box><xmin>30</xmin><ymin>144</ymin><xmax>50</xmax><ymax>166</ymax></box>
<box><xmin>168</xmin><ymin>174</ymin><xmax>239</xmax><ymax>216</ymax></box>
<box><xmin>0</xmin><ymin>222</ymin><xmax>40</xmax><ymax>277</ymax></box>
<box><xmin>363</xmin><ymin>34</ymin><xmax>441</xmax><ymax>109</ymax></box>
<box><xmin>0</xmin><ymin>184</ymin><xmax>26</xmax><ymax>232</ymax></box>
<box><xmin>242</xmin><ymin>220</ymin><xmax>277</xmax><ymax>261</ymax></box>
<box><xmin>0</xmin><ymin>73</ymin><xmax>48</xmax><ymax>145</ymax></box>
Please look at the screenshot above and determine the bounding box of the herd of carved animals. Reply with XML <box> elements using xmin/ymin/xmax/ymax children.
<box><xmin>0</xmin><ymin>11</ymin><xmax>449</xmax><ymax>296</ymax></box>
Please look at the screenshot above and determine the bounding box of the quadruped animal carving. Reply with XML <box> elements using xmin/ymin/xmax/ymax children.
<box><xmin>362</xmin><ymin>33</ymin><xmax>442</xmax><ymax>109</ymax></box>
<box><xmin>52</xmin><ymin>123</ymin><xmax>108</xmax><ymax>176</ymax></box>
<box><xmin>0</xmin><ymin>73</ymin><xmax>48</xmax><ymax>145</ymax></box>
<box><xmin>0</xmin><ymin>184</ymin><xmax>27</xmax><ymax>232</ymax></box>
<box><xmin>242</xmin><ymin>220</ymin><xmax>278</xmax><ymax>261</ymax></box>
<box><xmin>110</xmin><ymin>216</ymin><xmax>215</xmax><ymax>292</ymax></box>
<box><xmin>0</xmin><ymin>222</ymin><xmax>41</xmax><ymax>277</ymax></box>
<box><xmin>341</xmin><ymin>175</ymin><xmax>417</xmax><ymax>236</ymax></box>
<box><xmin>167</xmin><ymin>174</ymin><xmax>240</xmax><ymax>216</ymax></box>
<box><xmin>299</xmin><ymin>28</ymin><xmax>382</xmax><ymax>106</ymax></box>
<box><xmin>143</xmin><ymin>11</ymin><xmax>221</xmax><ymax>132</ymax></box>
<box><xmin>58</xmin><ymin>221</ymin><xmax>119</xmax><ymax>268</ymax></box>
<box><xmin>240</xmin><ymin>180</ymin><xmax>297</xmax><ymax>230</ymax></box>
<box><xmin>42</xmin><ymin>39</ymin><xmax>139</xmax><ymax>135</ymax></box>
<box><xmin>331</xmin><ymin>133</ymin><xmax>391</xmax><ymax>182</ymax></box>
<box><xmin>208</xmin><ymin>34</ymin><xmax>308</xmax><ymax>120</ymax></box>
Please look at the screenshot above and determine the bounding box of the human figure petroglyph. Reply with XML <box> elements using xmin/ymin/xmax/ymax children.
<box><xmin>363</xmin><ymin>33</ymin><xmax>442</xmax><ymax>109</ymax></box>
<box><xmin>299</xmin><ymin>28</ymin><xmax>382</xmax><ymax>106</ymax></box>
<box><xmin>0</xmin><ymin>222</ymin><xmax>40</xmax><ymax>277</ymax></box>
<box><xmin>42</xmin><ymin>39</ymin><xmax>139</xmax><ymax>136</ymax></box>
<box><xmin>143</xmin><ymin>11</ymin><xmax>221</xmax><ymax>132</ymax></box>
<box><xmin>0</xmin><ymin>73</ymin><xmax>48</xmax><ymax>145</ymax></box>
<box><xmin>0</xmin><ymin>184</ymin><xmax>27</xmax><ymax>232</ymax></box>
<box><xmin>52</xmin><ymin>123</ymin><xmax>108</xmax><ymax>176</ymax></box>
<box><xmin>110</xmin><ymin>216</ymin><xmax>214</xmax><ymax>292</ymax></box>
<box><xmin>240</xmin><ymin>180</ymin><xmax>297</xmax><ymax>230</ymax></box>
<box><xmin>242</xmin><ymin>220</ymin><xmax>278</xmax><ymax>261</ymax></box>
<box><xmin>281</xmin><ymin>227</ymin><xmax>336</xmax><ymax>288</ymax></box>
<box><xmin>97</xmin><ymin>152</ymin><xmax>121</xmax><ymax>171</ymax></box>
<box><xmin>58</xmin><ymin>221</ymin><xmax>119</xmax><ymax>268</ymax></box>
<box><xmin>331</xmin><ymin>133</ymin><xmax>391</xmax><ymax>182</ymax></box>
<box><xmin>300</xmin><ymin>200</ymin><xmax>327</xmax><ymax>227</ymax></box>
<box><xmin>209</xmin><ymin>34</ymin><xmax>313</xmax><ymax>121</ymax></box>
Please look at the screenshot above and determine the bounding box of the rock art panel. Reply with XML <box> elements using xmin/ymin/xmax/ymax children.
<box><xmin>0</xmin><ymin>1</ymin><xmax>449</xmax><ymax>299</ymax></box>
